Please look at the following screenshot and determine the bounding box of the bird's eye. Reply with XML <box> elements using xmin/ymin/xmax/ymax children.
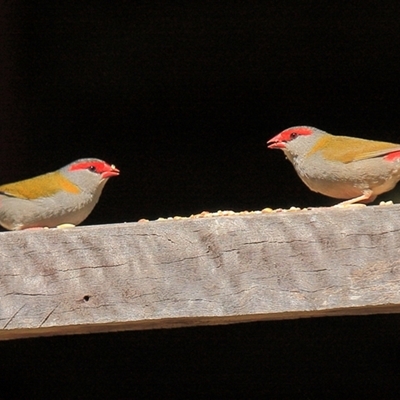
<box><xmin>88</xmin><ymin>165</ymin><xmax>97</xmax><ymax>172</ymax></box>
<box><xmin>290</xmin><ymin>132</ymin><xmax>298</xmax><ymax>140</ymax></box>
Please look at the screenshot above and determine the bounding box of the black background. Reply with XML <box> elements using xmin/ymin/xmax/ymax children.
<box><xmin>2</xmin><ymin>1</ymin><xmax>400</xmax><ymax>398</ymax></box>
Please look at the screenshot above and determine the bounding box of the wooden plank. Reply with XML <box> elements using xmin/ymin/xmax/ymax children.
<box><xmin>1</xmin><ymin>204</ymin><xmax>400</xmax><ymax>340</ymax></box>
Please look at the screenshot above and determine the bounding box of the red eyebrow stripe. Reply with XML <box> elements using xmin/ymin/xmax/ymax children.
<box><xmin>69</xmin><ymin>161</ymin><xmax>110</xmax><ymax>172</ymax></box>
<box><xmin>290</xmin><ymin>127</ymin><xmax>313</xmax><ymax>136</ymax></box>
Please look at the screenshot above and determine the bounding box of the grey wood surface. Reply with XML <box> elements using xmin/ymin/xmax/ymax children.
<box><xmin>1</xmin><ymin>204</ymin><xmax>400</xmax><ymax>340</ymax></box>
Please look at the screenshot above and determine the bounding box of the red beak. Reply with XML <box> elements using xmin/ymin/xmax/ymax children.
<box><xmin>267</xmin><ymin>134</ymin><xmax>286</xmax><ymax>149</ymax></box>
<box><xmin>102</xmin><ymin>165</ymin><xmax>120</xmax><ymax>179</ymax></box>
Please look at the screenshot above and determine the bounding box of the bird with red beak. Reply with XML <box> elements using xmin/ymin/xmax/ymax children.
<box><xmin>0</xmin><ymin>158</ymin><xmax>119</xmax><ymax>230</ymax></box>
<box><xmin>268</xmin><ymin>126</ymin><xmax>400</xmax><ymax>205</ymax></box>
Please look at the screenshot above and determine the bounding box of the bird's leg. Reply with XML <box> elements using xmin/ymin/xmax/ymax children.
<box><xmin>334</xmin><ymin>189</ymin><xmax>374</xmax><ymax>207</ymax></box>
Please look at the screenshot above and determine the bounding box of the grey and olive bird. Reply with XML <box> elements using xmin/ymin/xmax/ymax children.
<box><xmin>0</xmin><ymin>158</ymin><xmax>119</xmax><ymax>230</ymax></box>
<box><xmin>268</xmin><ymin>126</ymin><xmax>400</xmax><ymax>205</ymax></box>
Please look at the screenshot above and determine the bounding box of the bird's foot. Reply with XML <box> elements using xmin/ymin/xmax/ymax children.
<box><xmin>334</xmin><ymin>203</ymin><xmax>367</xmax><ymax>208</ymax></box>
<box><xmin>334</xmin><ymin>190</ymin><xmax>374</xmax><ymax>207</ymax></box>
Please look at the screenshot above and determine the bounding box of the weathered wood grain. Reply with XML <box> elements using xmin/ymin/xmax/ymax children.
<box><xmin>1</xmin><ymin>204</ymin><xmax>400</xmax><ymax>340</ymax></box>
